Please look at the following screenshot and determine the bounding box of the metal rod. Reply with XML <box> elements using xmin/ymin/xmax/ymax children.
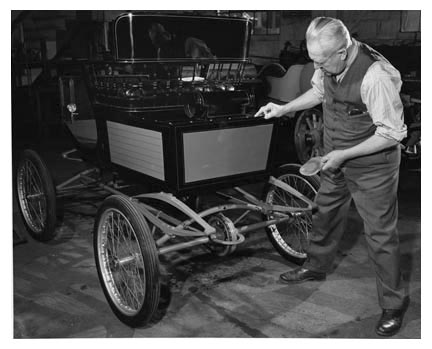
<box><xmin>233</xmin><ymin>210</ymin><xmax>251</xmax><ymax>225</ymax></box>
<box><xmin>56</xmin><ymin>185</ymin><xmax>100</xmax><ymax>197</ymax></box>
<box><xmin>200</xmin><ymin>203</ymin><xmax>261</xmax><ymax>218</ymax></box>
<box><xmin>118</xmin><ymin>253</ymin><xmax>140</xmax><ymax>266</ymax></box>
<box><xmin>133</xmin><ymin>199</ymin><xmax>183</xmax><ymax>226</ymax></box>
<box><xmin>158</xmin><ymin>236</ymin><xmax>209</xmax><ymax>255</ymax></box>
<box><xmin>56</xmin><ymin>192</ymin><xmax>87</xmax><ymax>198</ymax></box>
<box><xmin>134</xmin><ymin>203</ymin><xmax>206</xmax><ymax>238</ymax></box>
<box><xmin>129</xmin><ymin>13</ymin><xmax>134</xmax><ymax>59</ymax></box>
<box><xmin>233</xmin><ymin>186</ymin><xmax>262</xmax><ymax>205</ymax></box>
<box><xmin>179</xmin><ymin>203</ymin><xmax>261</xmax><ymax>229</ymax></box>
<box><xmin>56</xmin><ymin>183</ymin><xmax>90</xmax><ymax>192</ymax></box>
<box><xmin>214</xmin><ymin>191</ymin><xmax>307</xmax><ymax>215</ymax></box>
<box><xmin>134</xmin><ymin>192</ymin><xmax>215</xmax><ymax>235</ymax></box>
<box><xmin>235</xmin><ymin>216</ymin><xmax>292</xmax><ymax>235</ymax></box>
<box><xmin>269</xmin><ymin>176</ymin><xmax>316</xmax><ymax>209</ymax></box>
<box><xmin>26</xmin><ymin>193</ymin><xmax>44</xmax><ymax>199</ymax></box>
<box><xmin>268</xmin><ymin>204</ymin><xmax>309</xmax><ymax>214</ymax></box>
<box><xmin>216</xmin><ymin>190</ymin><xmax>252</xmax><ymax>205</ymax></box>
<box><xmin>62</xmin><ymin>148</ymin><xmax>83</xmax><ymax>162</ymax></box>
<box><xmin>56</xmin><ymin>168</ymin><xmax>98</xmax><ymax>190</ymax></box>
<box><xmin>96</xmin><ymin>182</ymin><xmax>127</xmax><ymax>196</ymax></box>
<box><xmin>80</xmin><ymin>174</ymin><xmax>103</xmax><ymax>184</ymax></box>
<box><xmin>156</xmin><ymin>234</ymin><xmax>171</xmax><ymax>247</ymax></box>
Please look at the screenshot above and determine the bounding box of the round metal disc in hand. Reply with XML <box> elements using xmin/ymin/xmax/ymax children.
<box><xmin>299</xmin><ymin>156</ymin><xmax>323</xmax><ymax>176</ymax></box>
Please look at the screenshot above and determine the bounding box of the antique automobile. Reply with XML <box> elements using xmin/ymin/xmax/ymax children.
<box><xmin>15</xmin><ymin>12</ymin><xmax>320</xmax><ymax>327</ymax></box>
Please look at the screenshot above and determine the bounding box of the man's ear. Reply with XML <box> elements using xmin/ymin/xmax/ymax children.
<box><xmin>339</xmin><ymin>48</ymin><xmax>348</xmax><ymax>61</ymax></box>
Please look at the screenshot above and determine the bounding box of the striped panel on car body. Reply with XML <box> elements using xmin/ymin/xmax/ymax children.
<box><xmin>107</xmin><ymin>121</ymin><xmax>165</xmax><ymax>180</ymax></box>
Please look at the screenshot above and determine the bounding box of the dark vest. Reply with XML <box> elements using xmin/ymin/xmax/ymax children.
<box><xmin>322</xmin><ymin>42</ymin><xmax>388</xmax><ymax>152</ymax></box>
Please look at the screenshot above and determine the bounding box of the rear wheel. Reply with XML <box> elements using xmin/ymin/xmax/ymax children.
<box><xmin>94</xmin><ymin>195</ymin><xmax>160</xmax><ymax>327</ymax></box>
<box><xmin>264</xmin><ymin>164</ymin><xmax>320</xmax><ymax>264</ymax></box>
<box><xmin>16</xmin><ymin>149</ymin><xmax>57</xmax><ymax>241</ymax></box>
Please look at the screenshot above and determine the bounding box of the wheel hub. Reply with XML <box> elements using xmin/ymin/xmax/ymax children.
<box><xmin>206</xmin><ymin>213</ymin><xmax>237</xmax><ymax>257</ymax></box>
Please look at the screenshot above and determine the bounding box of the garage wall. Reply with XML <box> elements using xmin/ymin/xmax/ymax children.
<box><xmin>332</xmin><ymin>10</ymin><xmax>420</xmax><ymax>45</ymax></box>
<box><xmin>249</xmin><ymin>10</ymin><xmax>420</xmax><ymax>65</ymax></box>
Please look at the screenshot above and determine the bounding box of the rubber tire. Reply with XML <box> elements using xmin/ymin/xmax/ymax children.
<box><xmin>93</xmin><ymin>195</ymin><xmax>160</xmax><ymax>327</ymax></box>
<box><xmin>264</xmin><ymin>164</ymin><xmax>320</xmax><ymax>264</ymax></box>
<box><xmin>15</xmin><ymin>149</ymin><xmax>57</xmax><ymax>241</ymax></box>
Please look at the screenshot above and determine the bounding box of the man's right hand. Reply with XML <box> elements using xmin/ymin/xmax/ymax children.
<box><xmin>254</xmin><ymin>102</ymin><xmax>286</xmax><ymax>119</ymax></box>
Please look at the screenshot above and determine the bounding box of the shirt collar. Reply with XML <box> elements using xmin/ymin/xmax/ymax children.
<box><xmin>334</xmin><ymin>38</ymin><xmax>359</xmax><ymax>82</ymax></box>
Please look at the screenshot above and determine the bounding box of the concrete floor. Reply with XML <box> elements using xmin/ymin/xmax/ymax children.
<box><xmin>12</xmin><ymin>139</ymin><xmax>421</xmax><ymax>338</ymax></box>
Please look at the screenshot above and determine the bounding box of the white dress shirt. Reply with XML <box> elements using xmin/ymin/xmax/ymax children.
<box><xmin>310</xmin><ymin>39</ymin><xmax>407</xmax><ymax>142</ymax></box>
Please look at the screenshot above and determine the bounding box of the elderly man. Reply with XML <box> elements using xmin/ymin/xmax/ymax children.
<box><xmin>255</xmin><ymin>17</ymin><xmax>408</xmax><ymax>336</ymax></box>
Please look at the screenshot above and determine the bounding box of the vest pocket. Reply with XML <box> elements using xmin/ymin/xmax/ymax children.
<box><xmin>346</xmin><ymin>111</ymin><xmax>369</xmax><ymax>119</ymax></box>
<box><xmin>342</xmin><ymin>113</ymin><xmax>374</xmax><ymax>137</ymax></box>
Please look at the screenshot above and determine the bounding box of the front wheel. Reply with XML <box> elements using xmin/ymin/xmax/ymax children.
<box><xmin>15</xmin><ymin>149</ymin><xmax>57</xmax><ymax>241</ymax></box>
<box><xmin>94</xmin><ymin>195</ymin><xmax>160</xmax><ymax>327</ymax></box>
<box><xmin>264</xmin><ymin>164</ymin><xmax>320</xmax><ymax>264</ymax></box>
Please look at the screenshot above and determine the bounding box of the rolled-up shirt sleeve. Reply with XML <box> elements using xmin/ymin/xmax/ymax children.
<box><xmin>311</xmin><ymin>68</ymin><xmax>325</xmax><ymax>101</ymax></box>
<box><xmin>361</xmin><ymin>62</ymin><xmax>407</xmax><ymax>142</ymax></box>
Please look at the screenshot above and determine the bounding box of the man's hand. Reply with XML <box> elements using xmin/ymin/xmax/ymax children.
<box><xmin>254</xmin><ymin>102</ymin><xmax>286</xmax><ymax>119</ymax></box>
<box><xmin>321</xmin><ymin>150</ymin><xmax>347</xmax><ymax>171</ymax></box>
<box><xmin>254</xmin><ymin>89</ymin><xmax>321</xmax><ymax>120</ymax></box>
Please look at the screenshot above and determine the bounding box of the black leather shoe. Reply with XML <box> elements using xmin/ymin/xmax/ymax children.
<box><xmin>279</xmin><ymin>267</ymin><xmax>326</xmax><ymax>283</ymax></box>
<box><xmin>375</xmin><ymin>298</ymin><xmax>410</xmax><ymax>337</ymax></box>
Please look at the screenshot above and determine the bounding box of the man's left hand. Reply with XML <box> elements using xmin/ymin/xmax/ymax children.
<box><xmin>321</xmin><ymin>150</ymin><xmax>347</xmax><ymax>171</ymax></box>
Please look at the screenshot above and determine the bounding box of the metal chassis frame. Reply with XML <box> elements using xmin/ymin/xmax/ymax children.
<box><xmin>55</xmin><ymin>159</ymin><xmax>316</xmax><ymax>257</ymax></box>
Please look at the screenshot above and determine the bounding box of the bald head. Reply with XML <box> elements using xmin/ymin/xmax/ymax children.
<box><xmin>306</xmin><ymin>17</ymin><xmax>351</xmax><ymax>56</ymax></box>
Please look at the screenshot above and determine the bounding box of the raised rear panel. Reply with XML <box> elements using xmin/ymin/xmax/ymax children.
<box><xmin>182</xmin><ymin>124</ymin><xmax>273</xmax><ymax>183</ymax></box>
<box><xmin>107</xmin><ymin>121</ymin><xmax>165</xmax><ymax>180</ymax></box>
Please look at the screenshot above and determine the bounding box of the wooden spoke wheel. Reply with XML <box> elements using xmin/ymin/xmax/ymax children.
<box><xmin>294</xmin><ymin>108</ymin><xmax>324</xmax><ymax>164</ymax></box>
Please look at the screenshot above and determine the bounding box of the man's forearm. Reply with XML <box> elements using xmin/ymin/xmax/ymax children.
<box><xmin>342</xmin><ymin>134</ymin><xmax>399</xmax><ymax>161</ymax></box>
<box><xmin>254</xmin><ymin>88</ymin><xmax>322</xmax><ymax>119</ymax></box>
<box><xmin>322</xmin><ymin>134</ymin><xmax>400</xmax><ymax>171</ymax></box>
<box><xmin>282</xmin><ymin>88</ymin><xmax>322</xmax><ymax>114</ymax></box>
